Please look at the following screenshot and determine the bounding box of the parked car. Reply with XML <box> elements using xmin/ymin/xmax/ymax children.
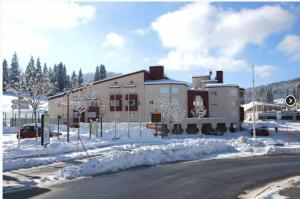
<box><xmin>16</xmin><ymin>123</ymin><xmax>62</xmax><ymax>139</ymax></box>
<box><xmin>250</xmin><ymin>126</ymin><xmax>270</xmax><ymax>136</ymax></box>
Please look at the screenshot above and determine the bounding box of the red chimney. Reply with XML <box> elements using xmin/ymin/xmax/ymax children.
<box><xmin>215</xmin><ymin>71</ymin><xmax>223</xmax><ymax>83</ymax></box>
<box><xmin>149</xmin><ymin>66</ymin><xmax>164</xmax><ymax>80</ymax></box>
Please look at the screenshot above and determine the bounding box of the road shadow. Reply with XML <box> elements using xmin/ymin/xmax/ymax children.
<box><xmin>3</xmin><ymin>187</ymin><xmax>51</xmax><ymax>199</ymax></box>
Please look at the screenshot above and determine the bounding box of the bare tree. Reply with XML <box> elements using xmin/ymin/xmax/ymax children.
<box><xmin>151</xmin><ymin>93</ymin><xmax>186</xmax><ymax>136</ymax></box>
<box><xmin>69</xmin><ymin>84</ymin><xmax>96</xmax><ymax>158</ymax></box>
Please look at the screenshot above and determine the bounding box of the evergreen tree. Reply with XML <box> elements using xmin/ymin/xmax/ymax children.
<box><xmin>57</xmin><ymin>62</ymin><xmax>65</xmax><ymax>92</ymax></box>
<box><xmin>266</xmin><ymin>86</ymin><xmax>273</xmax><ymax>103</ymax></box>
<box><xmin>94</xmin><ymin>65</ymin><xmax>101</xmax><ymax>81</ymax></box>
<box><xmin>71</xmin><ymin>70</ymin><xmax>77</xmax><ymax>88</ymax></box>
<box><xmin>25</xmin><ymin>56</ymin><xmax>36</xmax><ymax>83</ymax></box>
<box><xmin>78</xmin><ymin>68</ymin><xmax>83</xmax><ymax>86</ymax></box>
<box><xmin>36</xmin><ymin>57</ymin><xmax>42</xmax><ymax>81</ymax></box>
<box><xmin>2</xmin><ymin>59</ymin><xmax>9</xmax><ymax>93</ymax></box>
<box><xmin>99</xmin><ymin>64</ymin><xmax>107</xmax><ymax>80</ymax></box>
<box><xmin>9</xmin><ymin>52</ymin><xmax>21</xmax><ymax>86</ymax></box>
<box><xmin>66</xmin><ymin>75</ymin><xmax>71</xmax><ymax>90</ymax></box>
<box><xmin>63</xmin><ymin>65</ymin><xmax>67</xmax><ymax>90</ymax></box>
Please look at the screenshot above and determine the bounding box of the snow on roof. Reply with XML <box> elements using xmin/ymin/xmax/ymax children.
<box><xmin>192</xmin><ymin>75</ymin><xmax>209</xmax><ymax>78</ymax></box>
<box><xmin>201</xmin><ymin>80</ymin><xmax>218</xmax><ymax>83</ymax></box>
<box><xmin>205</xmin><ymin>83</ymin><xmax>239</xmax><ymax>88</ymax></box>
<box><xmin>144</xmin><ymin>79</ymin><xmax>190</xmax><ymax>87</ymax></box>
<box><xmin>242</xmin><ymin>101</ymin><xmax>288</xmax><ymax>111</ymax></box>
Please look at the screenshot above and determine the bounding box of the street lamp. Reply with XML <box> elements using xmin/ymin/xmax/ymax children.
<box><xmin>109</xmin><ymin>84</ymin><xmax>120</xmax><ymax>140</ymax></box>
<box><xmin>123</xmin><ymin>83</ymin><xmax>136</xmax><ymax>138</ymax></box>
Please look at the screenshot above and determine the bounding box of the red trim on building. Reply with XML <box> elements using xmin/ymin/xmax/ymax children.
<box><xmin>187</xmin><ymin>90</ymin><xmax>209</xmax><ymax>118</ymax></box>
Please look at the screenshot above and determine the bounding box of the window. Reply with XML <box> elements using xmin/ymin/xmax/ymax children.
<box><xmin>110</xmin><ymin>100</ymin><xmax>120</xmax><ymax>107</ymax></box>
<box><xmin>88</xmin><ymin>112</ymin><xmax>96</xmax><ymax>118</ymax></box>
<box><xmin>171</xmin><ymin>87</ymin><xmax>180</xmax><ymax>94</ymax></box>
<box><xmin>128</xmin><ymin>100</ymin><xmax>135</xmax><ymax>107</ymax></box>
<box><xmin>211</xmin><ymin>91</ymin><xmax>217</xmax><ymax>96</ymax></box>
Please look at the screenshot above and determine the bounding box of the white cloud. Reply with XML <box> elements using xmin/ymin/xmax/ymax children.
<box><xmin>152</xmin><ymin>2</ymin><xmax>294</xmax><ymax>74</ymax></box>
<box><xmin>0</xmin><ymin>1</ymin><xmax>96</xmax><ymax>65</ymax></box>
<box><xmin>102</xmin><ymin>33</ymin><xmax>125</xmax><ymax>48</ymax></box>
<box><xmin>1</xmin><ymin>1</ymin><xmax>96</xmax><ymax>29</ymax></box>
<box><xmin>133</xmin><ymin>28</ymin><xmax>147</xmax><ymax>36</ymax></box>
<box><xmin>277</xmin><ymin>35</ymin><xmax>300</xmax><ymax>61</ymax></box>
<box><xmin>254</xmin><ymin>65</ymin><xmax>277</xmax><ymax>78</ymax></box>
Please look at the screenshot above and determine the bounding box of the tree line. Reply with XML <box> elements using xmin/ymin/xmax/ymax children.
<box><xmin>245</xmin><ymin>77</ymin><xmax>300</xmax><ymax>103</ymax></box>
<box><xmin>2</xmin><ymin>52</ymin><xmax>108</xmax><ymax>95</ymax></box>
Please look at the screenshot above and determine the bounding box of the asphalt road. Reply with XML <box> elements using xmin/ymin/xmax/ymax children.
<box><xmin>4</xmin><ymin>155</ymin><xmax>300</xmax><ymax>199</ymax></box>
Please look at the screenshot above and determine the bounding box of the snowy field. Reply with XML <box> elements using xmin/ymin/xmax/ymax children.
<box><xmin>3</xmin><ymin>120</ymin><xmax>300</xmax><ymax>186</ymax></box>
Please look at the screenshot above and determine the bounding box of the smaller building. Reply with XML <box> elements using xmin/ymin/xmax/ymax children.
<box><xmin>242</xmin><ymin>101</ymin><xmax>300</xmax><ymax>121</ymax></box>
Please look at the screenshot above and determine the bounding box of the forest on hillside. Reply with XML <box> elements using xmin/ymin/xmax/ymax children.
<box><xmin>245</xmin><ymin>77</ymin><xmax>300</xmax><ymax>103</ymax></box>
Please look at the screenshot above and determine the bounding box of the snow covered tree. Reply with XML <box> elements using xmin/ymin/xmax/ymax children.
<box><xmin>71</xmin><ymin>70</ymin><xmax>77</xmax><ymax>88</ymax></box>
<box><xmin>94</xmin><ymin>65</ymin><xmax>101</xmax><ymax>81</ymax></box>
<box><xmin>191</xmin><ymin>96</ymin><xmax>207</xmax><ymax>136</ymax></box>
<box><xmin>266</xmin><ymin>86</ymin><xmax>273</xmax><ymax>103</ymax></box>
<box><xmin>9</xmin><ymin>52</ymin><xmax>21</xmax><ymax>86</ymax></box>
<box><xmin>99</xmin><ymin>64</ymin><xmax>107</xmax><ymax>80</ymax></box>
<box><xmin>2</xmin><ymin>59</ymin><xmax>9</xmax><ymax>93</ymax></box>
<box><xmin>36</xmin><ymin>57</ymin><xmax>42</xmax><ymax>81</ymax></box>
<box><xmin>78</xmin><ymin>68</ymin><xmax>83</xmax><ymax>86</ymax></box>
<box><xmin>25</xmin><ymin>56</ymin><xmax>36</xmax><ymax>82</ymax></box>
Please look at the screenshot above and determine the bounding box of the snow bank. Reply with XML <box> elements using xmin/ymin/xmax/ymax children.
<box><xmin>57</xmin><ymin>139</ymin><xmax>235</xmax><ymax>179</ymax></box>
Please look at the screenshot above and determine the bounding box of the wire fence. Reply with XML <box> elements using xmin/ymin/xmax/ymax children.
<box><xmin>3</xmin><ymin>111</ymin><xmax>44</xmax><ymax>127</ymax></box>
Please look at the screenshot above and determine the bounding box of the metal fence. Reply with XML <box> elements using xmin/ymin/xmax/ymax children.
<box><xmin>3</xmin><ymin>111</ymin><xmax>44</xmax><ymax>127</ymax></box>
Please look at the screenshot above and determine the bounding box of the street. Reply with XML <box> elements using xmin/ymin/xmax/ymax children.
<box><xmin>4</xmin><ymin>155</ymin><xmax>300</xmax><ymax>199</ymax></box>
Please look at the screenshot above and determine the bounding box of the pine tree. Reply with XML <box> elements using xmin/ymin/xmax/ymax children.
<box><xmin>63</xmin><ymin>65</ymin><xmax>67</xmax><ymax>90</ymax></box>
<box><xmin>36</xmin><ymin>57</ymin><xmax>42</xmax><ymax>81</ymax></box>
<box><xmin>2</xmin><ymin>59</ymin><xmax>9</xmax><ymax>93</ymax></box>
<box><xmin>99</xmin><ymin>64</ymin><xmax>107</xmax><ymax>80</ymax></box>
<box><xmin>71</xmin><ymin>70</ymin><xmax>77</xmax><ymax>88</ymax></box>
<box><xmin>266</xmin><ymin>86</ymin><xmax>273</xmax><ymax>103</ymax></box>
<box><xmin>94</xmin><ymin>65</ymin><xmax>101</xmax><ymax>81</ymax></box>
<box><xmin>78</xmin><ymin>68</ymin><xmax>83</xmax><ymax>86</ymax></box>
<box><xmin>9</xmin><ymin>52</ymin><xmax>21</xmax><ymax>86</ymax></box>
<box><xmin>25</xmin><ymin>56</ymin><xmax>36</xmax><ymax>83</ymax></box>
<box><xmin>57</xmin><ymin>62</ymin><xmax>65</xmax><ymax>92</ymax></box>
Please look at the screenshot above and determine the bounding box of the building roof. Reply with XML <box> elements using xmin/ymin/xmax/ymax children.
<box><xmin>49</xmin><ymin>70</ymin><xmax>148</xmax><ymax>100</ymax></box>
<box><xmin>144</xmin><ymin>79</ymin><xmax>190</xmax><ymax>87</ymax></box>
<box><xmin>204</xmin><ymin>83</ymin><xmax>239</xmax><ymax>88</ymax></box>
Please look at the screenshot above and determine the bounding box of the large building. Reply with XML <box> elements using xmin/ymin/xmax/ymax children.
<box><xmin>48</xmin><ymin>66</ymin><xmax>245</xmax><ymax>133</ymax></box>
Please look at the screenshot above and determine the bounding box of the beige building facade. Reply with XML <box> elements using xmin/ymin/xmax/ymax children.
<box><xmin>48</xmin><ymin>66</ymin><xmax>245</xmax><ymax>133</ymax></box>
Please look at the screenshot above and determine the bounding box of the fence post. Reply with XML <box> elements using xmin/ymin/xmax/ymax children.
<box><xmin>14</xmin><ymin>112</ymin><xmax>17</xmax><ymax>127</ymax></box>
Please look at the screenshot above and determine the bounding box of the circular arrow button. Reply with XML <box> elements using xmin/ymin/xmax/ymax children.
<box><xmin>285</xmin><ymin>95</ymin><xmax>296</xmax><ymax>106</ymax></box>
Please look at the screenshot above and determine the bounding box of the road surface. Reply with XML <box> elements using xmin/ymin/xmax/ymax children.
<box><xmin>4</xmin><ymin>155</ymin><xmax>300</xmax><ymax>199</ymax></box>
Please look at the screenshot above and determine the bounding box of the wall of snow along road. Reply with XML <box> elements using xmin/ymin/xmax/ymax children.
<box><xmin>57</xmin><ymin>137</ymin><xmax>264</xmax><ymax>180</ymax></box>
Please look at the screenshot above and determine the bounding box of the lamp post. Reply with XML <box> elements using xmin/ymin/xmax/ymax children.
<box><xmin>109</xmin><ymin>84</ymin><xmax>120</xmax><ymax>140</ymax></box>
<box><xmin>252</xmin><ymin>65</ymin><xmax>256</xmax><ymax>140</ymax></box>
<box><xmin>123</xmin><ymin>83</ymin><xmax>136</xmax><ymax>138</ymax></box>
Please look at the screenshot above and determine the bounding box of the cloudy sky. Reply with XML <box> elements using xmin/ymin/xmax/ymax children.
<box><xmin>1</xmin><ymin>1</ymin><xmax>300</xmax><ymax>88</ymax></box>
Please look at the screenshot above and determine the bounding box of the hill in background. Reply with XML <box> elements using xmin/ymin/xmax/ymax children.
<box><xmin>245</xmin><ymin>77</ymin><xmax>300</xmax><ymax>103</ymax></box>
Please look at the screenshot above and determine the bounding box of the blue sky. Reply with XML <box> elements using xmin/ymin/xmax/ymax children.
<box><xmin>1</xmin><ymin>1</ymin><xmax>300</xmax><ymax>88</ymax></box>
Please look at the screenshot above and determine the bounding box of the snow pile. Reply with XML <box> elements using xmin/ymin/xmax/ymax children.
<box><xmin>58</xmin><ymin>139</ymin><xmax>235</xmax><ymax>179</ymax></box>
<box><xmin>240</xmin><ymin>175</ymin><xmax>300</xmax><ymax>199</ymax></box>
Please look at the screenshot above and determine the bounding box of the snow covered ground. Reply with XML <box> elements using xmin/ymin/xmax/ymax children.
<box><xmin>3</xmin><ymin>120</ymin><xmax>300</xmax><ymax>186</ymax></box>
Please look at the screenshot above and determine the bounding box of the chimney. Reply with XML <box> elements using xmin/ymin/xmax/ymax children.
<box><xmin>149</xmin><ymin>66</ymin><xmax>164</xmax><ymax>80</ymax></box>
<box><xmin>215</xmin><ymin>71</ymin><xmax>223</xmax><ymax>83</ymax></box>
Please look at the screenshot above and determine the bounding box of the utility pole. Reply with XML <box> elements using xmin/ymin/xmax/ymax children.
<box><xmin>252</xmin><ymin>65</ymin><xmax>256</xmax><ymax>140</ymax></box>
